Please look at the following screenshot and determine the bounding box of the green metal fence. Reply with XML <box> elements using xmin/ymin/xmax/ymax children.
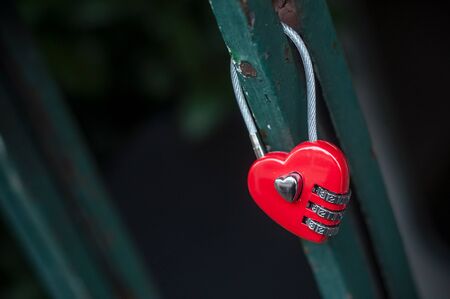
<box><xmin>0</xmin><ymin>2</ymin><xmax>159</xmax><ymax>298</ymax></box>
<box><xmin>208</xmin><ymin>1</ymin><xmax>418</xmax><ymax>298</ymax></box>
<box><xmin>0</xmin><ymin>0</ymin><xmax>419</xmax><ymax>298</ymax></box>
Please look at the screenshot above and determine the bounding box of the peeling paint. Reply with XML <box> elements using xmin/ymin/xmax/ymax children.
<box><xmin>239</xmin><ymin>0</ymin><xmax>255</xmax><ymax>28</ymax></box>
<box><xmin>272</xmin><ymin>0</ymin><xmax>299</xmax><ymax>29</ymax></box>
<box><xmin>238</xmin><ymin>61</ymin><xmax>257</xmax><ymax>77</ymax></box>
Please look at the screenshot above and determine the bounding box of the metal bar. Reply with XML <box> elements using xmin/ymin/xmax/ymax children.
<box><xmin>291</xmin><ymin>0</ymin><xmax>418</xmax><ymax>298</ymax></box>
<box><xmin>0</xmin><ymin>2</ymin><xmax>160</xmax><ymax>298</ymax></box>
<box><xmin>0</xmin><ymin>155</ymin><xmax>82</xmax><ymax>299</ymax></box>
<box><xmin>211</xmin><ymin>0</ymin><xmax>308</xmax><ymax>151</ymax></box>
<box><xmin>0</xmin><ymin>82</ymin><xmax>113</xmax><ymax>299</ymax></box>
<box><xmin>209</xmin><ymin>1</ymin><xmax>382</xmax><ymax>298</ymax></box>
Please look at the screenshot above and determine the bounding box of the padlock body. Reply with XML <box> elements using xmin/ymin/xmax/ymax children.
<box><xmin>247</xmin><ymin>141</ymin><xmax>350</xmax><ymax>243</ymax></box>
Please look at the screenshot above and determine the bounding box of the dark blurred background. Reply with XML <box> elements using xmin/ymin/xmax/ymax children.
<box><xmin>1</xmin><ymin>0</ymin><xmax>450</xmax><ymax>298</ymax></box>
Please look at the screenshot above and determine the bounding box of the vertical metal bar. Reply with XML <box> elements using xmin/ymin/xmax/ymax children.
<box><xmin>209</xmin><ymin>1</ymin><xmax>382</xmax><ymax>298</ymax></box>
<box><xmin>0</xmin><ymin>2</ymin><xmax>160</xmax><ymax>298</ymax></box>
<box><xmin>210</xmin><ymin>0</ymin><xmax>308</xmax><ymax>152</ymax></box>
<box><xmin>292</xmin><ymin>0</ymin><xmax>418</xmax><ymax>298</ymax></box>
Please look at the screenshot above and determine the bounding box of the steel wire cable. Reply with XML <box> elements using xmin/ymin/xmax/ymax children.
<box><xmin>230</xmin><ymin>22</ymin><xmax>317</xmax><ymax>157</ymax></box>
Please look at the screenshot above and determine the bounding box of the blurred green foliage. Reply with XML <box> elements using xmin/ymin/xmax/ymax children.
<box><xmin>17</xmin><ymin>0</ymin><xmax>233</xmax><ymax>154</ymax></box>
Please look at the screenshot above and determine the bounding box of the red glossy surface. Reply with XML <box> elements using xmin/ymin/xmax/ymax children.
<box><xmin>248</xmin><ymin>141</ymin><xmax>350</xmax><ymax>243</ymax></box>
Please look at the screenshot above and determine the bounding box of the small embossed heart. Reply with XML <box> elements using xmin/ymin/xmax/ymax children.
<box><xmin>274</xmin><ymin>173</ymin><xmax>302</xmax><ymax>203</ymax></box>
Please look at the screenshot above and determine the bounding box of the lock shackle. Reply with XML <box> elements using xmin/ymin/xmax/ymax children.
<box><xmin>230</xmin><ymin>22</ymin><xmax>317</xmax><ymax>158</ymax></box>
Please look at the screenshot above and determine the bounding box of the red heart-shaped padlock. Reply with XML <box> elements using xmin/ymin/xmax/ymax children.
<box><xmin>248</xmin><ymin>140</ymin><xmax>350</xmax><ymax>243</ymax></box>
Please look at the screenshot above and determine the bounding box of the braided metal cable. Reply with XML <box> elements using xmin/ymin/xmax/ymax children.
<box><xmin>281</xmin><ymin>23</ymin><xmax>317</xmax><ymax>142</ymax></box>
<box><xmin>230</xmin><ymin>60</ymin><xmax>265</xmax><ymax>158</ymax></box>
<box><xmin>230</xmin><ymin>22</ymin><xmax>318</xmax><ymax>157</ymax></box>
<box><xmin>230</xmin><ymin>60</ymin><xmax>258</xmax><ymax>135</ymax></box>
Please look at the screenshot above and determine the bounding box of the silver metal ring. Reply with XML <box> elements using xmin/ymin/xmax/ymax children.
<box><xmin>303</xmin><ymin>217</ymin><xmax>339</xmax><ymax>237</ymax></box>
<box><xmin>312</xmin><ymin>185</ymin><xmax>351</xmax><ymax>205</ymax></box>
<box><xmin>308</xmin><ymin>202</ymin><xmax>344</xmax><ymax>221</ymax></box>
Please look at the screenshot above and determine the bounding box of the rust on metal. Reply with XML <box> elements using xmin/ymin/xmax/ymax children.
<box><xmin>284</xmin><ymin>44</ymin><xmax>291</xmax><ymax>62</ymax></box>
<box><xmin>259</xmin><ymin>128</ymin><xmax>268</xmax><ymax>139</ymax></box>
<box><xmin>240</xmin><ymin>0</ymin><xmax>255</xmax><ymax>28</ymax></box>
<box><xmin>239</xmin><ymin>61</ymin><xmax>257</xmax><ymax>77</ymax></box>
<box><xmin>272</xmin><ymin>0</ymin><xmax>299</xmax><ymax>29</ymax></box>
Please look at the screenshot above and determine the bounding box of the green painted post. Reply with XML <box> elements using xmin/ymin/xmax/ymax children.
<box><xmin>209</xmin><ymin>0</ymin><xmax>418</xmax><ymax>298</ymax></box>
<box><xmin>0</xmin><ymin>2</ymin><xmax>160</xmax><ymax>298</ymax></box>
<box><xmin>209</xmin><ymin>0</ymin><xmax>307</xmax><ymax>152</ymax></box>
<box><xmin>293</xmin><ymin>1</ymin><xmax>418</xmax><ymax>298</ymax></box>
